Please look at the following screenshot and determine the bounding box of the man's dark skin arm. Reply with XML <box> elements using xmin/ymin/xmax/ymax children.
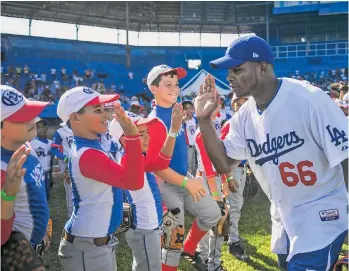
<box><xmin>198</xmin><ymin>117</ymin><xmax>241</xmax><ymax>174</ymax></box>
<box><xmin>341</xmin><ymin>158</ymin><xmax>348</xmax><ymax>190</ymax></box>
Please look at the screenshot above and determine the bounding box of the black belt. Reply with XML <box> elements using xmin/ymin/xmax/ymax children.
<box><xmin>188</xmin><ymin>145</ymin><xmax>194</xmax><ymax>148</ymax></box>
<box><xmin>62</xmin><ymin>230</ymin><xmax>110</xmax><ymax>247</ymax></box>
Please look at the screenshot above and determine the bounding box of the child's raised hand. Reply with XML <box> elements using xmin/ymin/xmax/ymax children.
<box><xmin>113</xmin><ymin>103</ymin><xmax>139</xmax><ymax>136</ymax></box>
<box><xmin>170</xmin><ymin>103</ymin><xmax>184</xmax><ymax>134</ymax></box>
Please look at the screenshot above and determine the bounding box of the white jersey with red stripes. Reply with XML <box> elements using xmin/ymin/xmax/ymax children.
<box><xmin>223</xmin><ymin>78</ymin><xmax>348</xmax><ymax>260</ymax></box>
<box><xmin>184</xmin><ymin>117</ymin><xmax>198</xmax><ymax>146</ymax></box>
<box><xmin>195</xmin><ymin>122</ymin><xmax>221</xmax><ymax>177</ymax></box>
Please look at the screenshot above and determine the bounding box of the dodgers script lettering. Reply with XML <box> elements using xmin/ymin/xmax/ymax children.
<box><xmin>247</xmin><ymin>131</ymin><xmax>304</xmax><ymax>166</ymax></box>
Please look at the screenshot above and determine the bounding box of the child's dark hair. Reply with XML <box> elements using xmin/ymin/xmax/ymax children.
<box><xmin>66</xmin><ymin>107</ymin><xmax>85</xmax><ymax>128</ymax></box>
<box><xmin>151</xmin><ymin>70</ymin><xmax>178</xmax><ymax>87</ymax></box>
<box><xmin>1</xmin><ymin>122</ymin><xmax>3</xmax><ymax>129</ymax></box>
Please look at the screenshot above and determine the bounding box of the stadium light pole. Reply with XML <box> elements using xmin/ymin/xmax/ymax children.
<box><xmin>126</xmin><ymin>1</ymin><xmax>131</xmax><ymax>67</ymax></box>
<box><xmin>29</xmin><ymin>18</ymin><xmax>32</xmax><ymax>36</ymax></box>
<box><xmin>76</xmin><ymin>24</ymin><xmax>80</xmax><ymax>41</ymax></box>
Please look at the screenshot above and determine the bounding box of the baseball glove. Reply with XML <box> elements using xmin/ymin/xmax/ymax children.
<box><xmin>161</xmin><ymin>208</ymin><xmax>184</xmax><ymax>251</ymax></box>
<box><xmin>333</xmin><ymin>254</ymin><xmax>348</xmax><ymax>271</ymax></box>
<box><xmin>213</xmin><ymin>201</ymin><xmax>230</xmax><ymax>236</ymax></box>
<box><xmin>1</xmin><ymin>231</ymin><xmax>45</xmax><ymax>271</ymax></box>
<box><xmin>115</xmin><ymin>203</ymin><xmax>133</xmax><ymax>234</ymax></box>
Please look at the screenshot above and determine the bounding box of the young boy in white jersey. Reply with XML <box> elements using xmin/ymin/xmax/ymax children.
<box><xmin>52</xmin><ymin>123</ymin><xmax>74</xmax><ymax>217</ymax></box>
<box><xmin>109</xmin><ymin>103</ymin><xmax>183</xmax><ymax>271</ymax></box>
<box><xmin>195</xmin><ymin>106</ymin><xmax>228</xmax><ymax>271</ymax></box>
<box><xmin>31</xmin><ymin>118</ymin><xmax>58</xmax><ymax>200</ymax></box>
<box><xmin>182</xmin><ymin>100</ymin><xmax>198</xmax><ymax>176</ymax></box>
<box><xmin>57</xmin><ymin>86</ymin><xmax>145</xmax><ymax>271</ymax></box>
<box><xmin>1</xmin><ymin>85</ymin><xmax>50</xmax><ymax>269</ymax></box>
<box><xmin>220</xmin><ymin>94</ymin><xmax>250</xmax><ymax>262</ymax></box>
<box><xmin>196</xmin><ymin>35</ymin><xmax>348</xmax><ymax>271</ymax></box>
<box><xmin>146</xmin><ymin>65</ymin><xmax>221</xmax><ymax>271</ymax></box>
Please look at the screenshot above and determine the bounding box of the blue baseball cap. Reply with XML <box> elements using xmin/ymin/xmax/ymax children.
<box><xmin>210</xmin><ymin>35</ymin><xmax>274</xmax><ymax>69</ymax></box>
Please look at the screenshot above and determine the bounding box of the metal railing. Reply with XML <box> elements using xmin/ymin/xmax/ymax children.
<box><xmin>271</xmin><ymin>42</ymin><xmax>348</xmax><ymax>59</ymax></box>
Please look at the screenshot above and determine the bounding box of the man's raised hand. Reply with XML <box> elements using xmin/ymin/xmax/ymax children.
<box><xmin>194</xmin><ymin>74</ymin><xmax>219</xmax><ymax>119</ymax></box>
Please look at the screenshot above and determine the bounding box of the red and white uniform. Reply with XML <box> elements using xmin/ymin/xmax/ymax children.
<box><xmin>195</xmin><ymin>124</ymin><xmax>221</xmax><ymax>177</ymax></box>
<box><xmin>223</xmin><ymin>78</ymin><xmax>348</xmax><ymax>261</ymax></box>
<box><xmin>184</xmin><ymin>117</ymin><xmax>198</xmax><ymax>147</ymax></box>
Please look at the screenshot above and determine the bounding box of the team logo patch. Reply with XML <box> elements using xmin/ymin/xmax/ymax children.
<box><xmin>319</xmin><ymin>209</ymin><xmax>339</xmax><ymax>221</ymax></box>
<box><xmin>326</xmin><ymin>125</ymin><xmax>348</xmax><ymax>151</ymax></box>
<box><xmin>2</xmin><ymin>90</ymin><xmax>24</xmax><ymax>106</ymax></box>
<box><xmin>30</xmin><ymin>163</ymin><xmax>45</xmax><ymax>188</ymax></box>
<box><xmin>36</xmin><ymin>147</ymin><xmax>46</xmax><ymax>158</ymax></box>
<box><xmin>82</xmin><ymin>87</ymin><xmax>95</xmax><ymax>94</ymax></box>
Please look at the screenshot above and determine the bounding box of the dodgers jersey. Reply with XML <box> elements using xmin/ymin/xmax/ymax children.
<box><xmin>1</xmin><ymin>145</ymin><xmax>49</xmax><ymax>246</ymax></box>
<box><xmin>65</xmin><ymin>137</ymin><xmax>123</xmax><ymax>237</ymax></box>
<box><xmin>184</xmin><ymin>117</ymin><xmax>198</xmax><ymax>146</ymax></box>
<box><xmin>30</xmin><ymin>137</ymin><xmax>54</xmax><ymax>172</ymax></box>
<box><xmin>149</xmin><ymin>105</ymin><xmax>188</xmax><ymax>176</ymax></box>
<box><xmin>223</xmin><ymin>78</ymin><xmax>348</xmax><ymax>260</ymax></box>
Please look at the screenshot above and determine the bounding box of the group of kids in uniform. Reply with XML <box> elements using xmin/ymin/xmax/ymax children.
<box><xmin>1</xmin><ymin>35</ymin><xmax>348</xmax><ymax>271</ymax></box>
<box><xmin>0</xmin><ymin>65</ymin><xmax>249</xmax><ymax>271</ymax></box>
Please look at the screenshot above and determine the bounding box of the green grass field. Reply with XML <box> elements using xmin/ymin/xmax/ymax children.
<box><xmin>43</xmin><ymin>176</ymin><xmax>348</xmax><ymax>271</ymax></box>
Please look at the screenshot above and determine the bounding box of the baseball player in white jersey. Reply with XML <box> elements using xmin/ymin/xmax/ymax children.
<box><xmin>109</xmin><ymin>104</ymin><xmax>183</xmax><ymax>271</ymax></box>
<box><xmin>195</xmin><ymin>107</ymin><xmax>228</xmax><ymax>271</ymax></box>
<box><xmin>182</xmin><ymin>100</ymin><xmax>198</xmax><ymax>176</ymax></box>
<box><xmin>53</xmin><ymin>123</ymin><xmax>74</xmax><ymax>218</ymax></box>
<box><xmin>195</xmin><ymin>35</ymin><xmax>348</xmax><ymax>271</ymax></box>
<box><xmin>57</xmin><ymin>87</ymin><xmax>145</xmax><ymax>271</ymax></box>
<box><xmin>220</xmin><ymin>93</ymin><xmax>250</xmax><ymax>262</ymax></box>
<box><xmin>146</xmin><ymin>65</ymin><xmax>221</xmax><ymax>271</ymax></box>
<box><xmin>30</xmin><ymin>118</ymin><xmax>57</xmax><ymax>200</ymax></box>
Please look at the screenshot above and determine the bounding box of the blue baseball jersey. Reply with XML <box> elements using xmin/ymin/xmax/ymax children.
<box><xmin>149</xmin><ymin>105</ymin><xmax>188</xmax><ymax>176</ymax></box>
<box><xmin>1</xmin><ymin>145</ymin><xmax>49</xmax><ymax>246</ymax></box>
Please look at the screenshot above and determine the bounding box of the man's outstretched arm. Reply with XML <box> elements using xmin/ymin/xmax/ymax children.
<box><xmin>198</xmin><ymin>118</ymin><xmax>240</xmax><ymax>174</ymax></box>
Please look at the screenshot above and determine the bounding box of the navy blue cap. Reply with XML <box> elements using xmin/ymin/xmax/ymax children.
<box><xmin>210</xmin><ymin>35</ymin><xmax>274</xmax><ymax>69</ymax></box>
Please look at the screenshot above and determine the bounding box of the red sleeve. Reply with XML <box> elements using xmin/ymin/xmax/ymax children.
<box><xmin>1</xmin><ymin>170</ymin><xmax>15</xmax><ymax>245</ymax></box>
<box><xmin>195</xmin><ymin>132</ymin><xmax>216</xmax><ymax>178</ymax></box>
<box><xmin>220</xmin><ymin>122</ymin><xmax>230</xmax><ymax>140</ymax></box>
<box><xmin>146</xmin><ymin>121</ymin><xmax>168</xmax><ymax>164</ymax></box>
<box><xmin>144</xmin><ymin>152</ymin><xmax>171</xmax><ymax>172</ymax></box>
<box><xmin>79</xmin><ymin>135</ymin><xmax>144</xmax><ymax>190</ymax></box>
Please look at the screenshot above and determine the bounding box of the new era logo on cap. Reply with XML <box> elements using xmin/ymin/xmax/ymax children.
<box><xmin>1</xmin><ymin>85</ymin><xmax>49</xmax><ymax>123</ymax></box>
<box><xmin>57</xmin><ymin>86</ymin><xmax>119</xmax><ymax>124</ymax></box>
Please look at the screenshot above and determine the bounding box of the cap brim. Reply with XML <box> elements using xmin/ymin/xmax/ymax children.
<box><xmin>135</xmin><ymin>117</ymin><xmax>158</xmax><ymax>126</ymax></box>
<box><xmin>6</xmin><ymin>101</ymin><xmax>49</xmax><ymax>123</ymax></box>
<box><xmin>160</xmin><ymin>67</ymin><xmax>187</xmax><ymax>79</ymax></box>
<box><xmin>85</xmin><ymin>94</ymin><xmax>119</xmax><ymax>106</ymax></box>
<box><xmin>209</xmin><ymin>56</ymin><xmax>245</xmax><ymax>69</ymax></box>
